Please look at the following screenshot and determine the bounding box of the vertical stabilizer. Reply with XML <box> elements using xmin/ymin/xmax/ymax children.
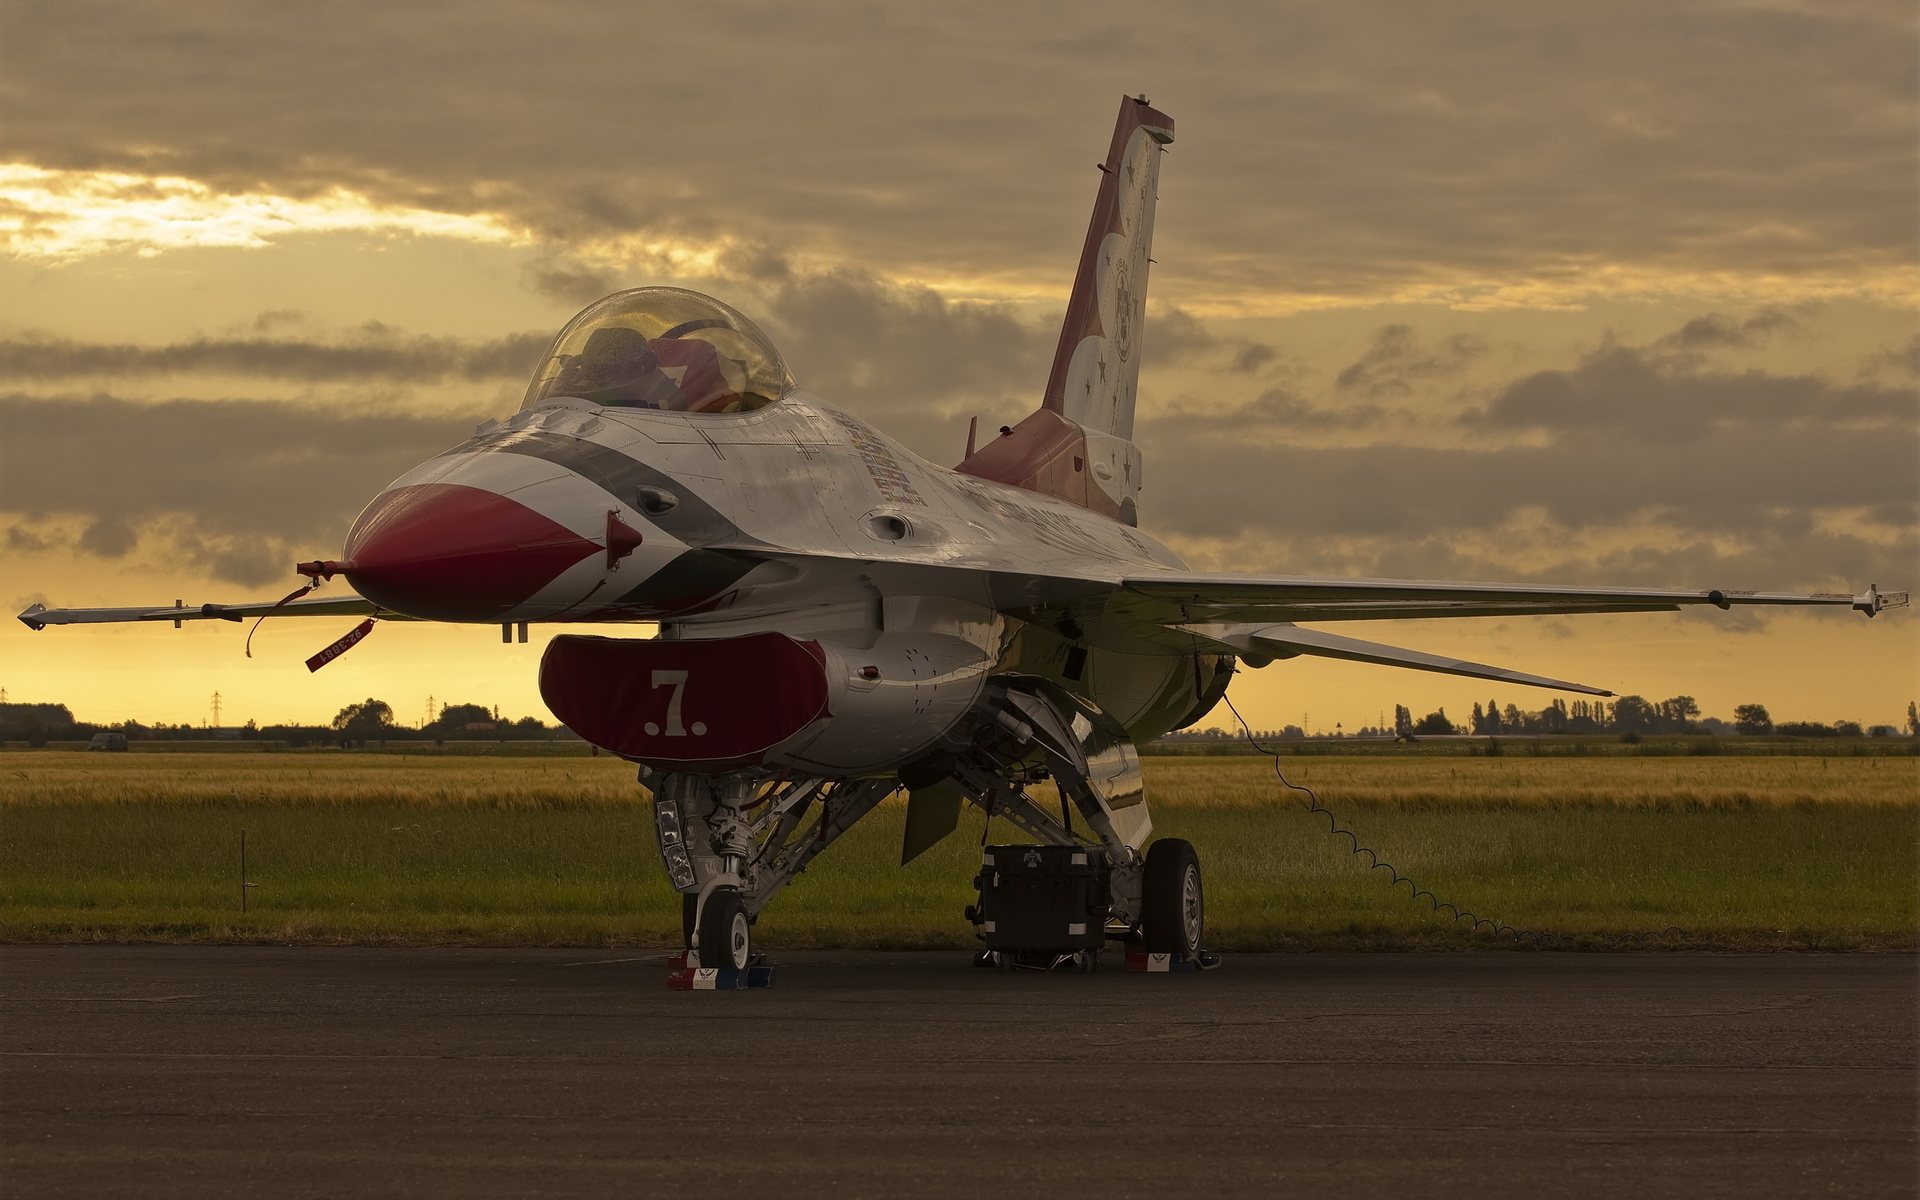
<box><xmin>955</xmin><ymin>97</ymin><xmax>1172</xmax><ymax>526</ymax></box>
<box><xmin>1045</xmin><ymin>96</ymin><xmax>1174</xmax><ymax>440</ymax></box>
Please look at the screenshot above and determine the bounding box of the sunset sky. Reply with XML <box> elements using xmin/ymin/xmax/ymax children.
<box><xmin>1</xmin><ymin>1</ymin><xmax>1913</xmax><ymax>733</ymax></box>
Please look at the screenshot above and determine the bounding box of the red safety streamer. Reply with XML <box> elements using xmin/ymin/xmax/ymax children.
<box><xmin>305</xmin><ymin>618</ymin><xmax>377</xmax><ymax>672</ymax></box>
<box><xmin>245</xmin><ymin>576</ymin><xmax>322</xmax><ymax>659</ymax></box>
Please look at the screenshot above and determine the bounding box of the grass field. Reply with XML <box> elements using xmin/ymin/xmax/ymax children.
<box><xmin>1</xmin><ymin>752</ymin><xmax>1912</xmax><ymax>950</ymax></box>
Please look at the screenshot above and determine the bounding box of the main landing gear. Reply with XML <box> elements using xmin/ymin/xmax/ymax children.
<box><xmin>969</xmin><ymin>836</ymin><xmax>1219</xmax><ymax>974</ymax></box>
<box><xmin>649</xmin><ymin>683</ymin><xmax>1220</xmax><ymax>988</ymax></box>
<box><xmin>1128</xmin><ymin>837</ymin><xmax>1218</xmax><ymax>972</ymax></box>
<box><xmin>1142</xmin><ymin>838</ymin><xmax>1204</xmax><ymax>958</ymax></box>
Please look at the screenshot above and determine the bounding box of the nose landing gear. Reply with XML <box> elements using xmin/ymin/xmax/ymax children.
<box><xmin>657</xmin><ymin>771</ymin><xmax>896</xmax><ymax>991</ymax></box>
<box><xmin>669</xmin><ymin>888</ymin><xmax>775</xmax><ymax>990</ymax></box>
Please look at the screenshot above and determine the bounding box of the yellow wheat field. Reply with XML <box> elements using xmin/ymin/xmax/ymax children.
<box><xmin>1144</xmin><ymin>756</ymin><xmax>1917</xmax><ymax>810</ymax></box>
<box><xmin>0</xmin><ymin>751</ymin><xmax>1910</xmax><ymax>811</ymax></box>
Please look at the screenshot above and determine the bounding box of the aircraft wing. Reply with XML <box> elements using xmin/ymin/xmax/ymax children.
<box><xmin>964</xmin><ymin>562</ymin><xmax>1903</xmax><ymax>646</ymax></box>
<box><xmin>1115</xmin><ymin>573</ymin><xmax>1906</xmax><ymax>624</ymax></box>
<box><xmin>17</xmin><ymin>594</ymin><xmax>391</xmax><ymax>630</ymax></box>
<box><xmin>957</xmin><ymin>564</ymin><xmax>1905</xmax><ymax>692</ymax></box>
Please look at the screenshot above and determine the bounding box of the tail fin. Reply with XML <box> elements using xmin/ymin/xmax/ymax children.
<box><xmin>1045</xmin><ymin>95</ymin><xmax>1174</xmax><ymax>439</ymax></box>
<box><xmin>956</xmin><ymin>97</ymin><xmax>1173</xmax><ymax>526</ymax></box>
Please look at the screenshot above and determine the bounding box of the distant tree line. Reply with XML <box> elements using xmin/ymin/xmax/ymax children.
<box><xmin>0</xmin><ymin>699</ymin><xmax>578</xmax><ymax>747</ymax></box>
<box><xmin>7</xmin><ymin>695</ymin><xmax>1919</xmax><ymax>749</ymax></box>
<box><xmin>327</xmin><ymin>698</ymin><xmax>562</xmax><ymax>743</ymax></box>
<box><xmin>1383</xmin><ymin>696</ymin><xmax>1910</xmax><ymax>740</ymax></box>
<box><xmin>0</xmin><ymin>703</ymin><xmax>79</xmax><ymax>747</ymax></box>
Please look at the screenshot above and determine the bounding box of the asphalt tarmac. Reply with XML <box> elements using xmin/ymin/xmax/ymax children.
<box><xmin>2</xmin><ymin>947</ymin><xmax>1913</xmax><ymax>1199</ymax></box>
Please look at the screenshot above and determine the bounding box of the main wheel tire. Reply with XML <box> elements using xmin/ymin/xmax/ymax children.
<box><xmin>1141</xmin><ymin>838</ymin><xmax>1204</xmax><ymax>958</ymax></box>
<box><xmin>695</xmin><ymin>889</ymin><xmax>752</xmax><ymax>971</ymax></box>
<box><xmin>680</xmin><ymin>893</ymin><xmax>698</xmax><ymax>948</ymax></box>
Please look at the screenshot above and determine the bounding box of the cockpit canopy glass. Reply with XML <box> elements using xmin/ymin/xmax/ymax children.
<box><xmin>520</xmin><ymin>287</ymin><xmax>793</xmax><ymax>414</ymax></box>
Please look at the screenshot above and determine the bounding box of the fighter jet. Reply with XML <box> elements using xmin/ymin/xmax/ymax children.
<box><xmin>21</xmin><ymin>97</ymin><xmax>1905</xmax><ymax>976</ymax></box>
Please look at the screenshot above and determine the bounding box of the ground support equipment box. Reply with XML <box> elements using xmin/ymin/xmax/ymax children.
<box><xmin>972</xmin><ymin>844</ymin><xmax>1110</xmax><ymax>953</ymax></box>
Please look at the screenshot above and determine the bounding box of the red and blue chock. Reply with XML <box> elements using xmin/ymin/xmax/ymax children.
<box><xmin>666</xmin><ymin>951</ymin><xmax>776</xmax><ymax>990</ymax></box>
<box><xmin>1125</xmin><ymin>951</ymin><xmax>1197</xmax><ymax>973</ymax></box>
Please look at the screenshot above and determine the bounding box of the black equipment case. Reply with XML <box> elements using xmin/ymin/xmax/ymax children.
<box><xmin>972</xmin><ymin>844</ymin><xmax>1110</xmax><ymax>952</ymax></box>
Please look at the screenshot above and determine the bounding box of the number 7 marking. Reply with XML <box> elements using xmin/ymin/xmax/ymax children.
<box><xmin>650</xmin><ymin>669</ymin><xmax>689</xmax><ymax>736</ymax></box>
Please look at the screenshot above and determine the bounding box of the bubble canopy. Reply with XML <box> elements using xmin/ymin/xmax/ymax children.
<box><xmin>520</xmin><ymin>288</ymin><xmax>793</xmax><ymax>414</ymax></box>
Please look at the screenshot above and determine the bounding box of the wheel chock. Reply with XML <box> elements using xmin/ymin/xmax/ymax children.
<box><xmin>1126</xmin><ymin>951</ymin><xmax>1198</xmax><ymax>973</ymax></box>
<box><xmin>666</xmin><ymin>952</ymin><xmax>776</xmax><ymax>990</ymax></box>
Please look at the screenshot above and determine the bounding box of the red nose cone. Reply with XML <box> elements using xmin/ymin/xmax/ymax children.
<box><xmin>342</xmin><ymin>484</ymin><xmax>600</xmax><ymax>621</ymax></box>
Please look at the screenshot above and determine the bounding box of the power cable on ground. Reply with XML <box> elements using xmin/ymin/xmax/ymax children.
<box><xmin>1219</xmin><ymin>691</ymin><xmax>1685</xmax><ymax>948</ymax></box>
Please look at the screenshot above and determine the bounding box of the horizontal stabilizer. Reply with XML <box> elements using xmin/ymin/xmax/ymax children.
<box><xmin>1193</xmin><ymin>622</ymin><xmax>1613</xmax><ymax>696</ymax></box>
<box><xmin>18</xmin><ymin>594</ymin><xmax>387</xmax><ymax>630</ymax></box>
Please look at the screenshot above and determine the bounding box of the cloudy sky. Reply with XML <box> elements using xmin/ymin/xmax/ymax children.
<box><xmin>1</xmin><ymin>0</ymin><xmax>1913</xmax><ymax>732</ymax></box>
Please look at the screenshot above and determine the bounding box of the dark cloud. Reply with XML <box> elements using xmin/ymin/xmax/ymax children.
<box><xmin>1168</xmin><ymin>387</ymin><xmax>1389</xmax><ymax>431</ymax></box>
<box><xmin>1145</xmin><ymin>421</ymin><xmax>1913</xmax><ymax>588</ymax></box>
<box><xmin>1137</xmin><ymin>306</ymin><xmax>1283</xmax><ymax>376</ymax></box>
<box><xmin>1470</xmin><ymin>343</ymin><xmax>1915</xmax><ymax>440</ymax></box>
<box><xmin>0</xmin><ymin>328</ymin><xmax>550</xmax><ymax>383</ymax></box>
<box><xmin>1142</xmin><ymin>328</ymin><xmax>1917</xmax><ymax>591</ymax></box>
<box><xmin>75</xmin><ymin>517</ymin><xmax>135</xmax><ymax>558</ymax></box>
<box><xmin>6</xmin><ymin>524</ymin><xmax>55</xmax><ymax>552</ymax></box>
<box><xmin>1231</xmin><ymin>344</ymin><xmax>1279</xmax><ymax>375</ymax></box>
<box><xmin>0</xmin><ymin>2</ymin><xmax>1908</xmax><ymax>304</ymax></box>
<box><xmin>522</xmin><ymin>260</ymin><xmax>619</xmax><ymax>308</ymax></box>
<box><xmin>1655</xmin><ymin>308</ymin><xmax>1802</xmax><ymax>352</ymax></box>
<box><xmin>1860</xmin><ymin>333</ymin><xmax>1920</xmax><ymax>381</ymax></box>
<box><xmin>1335</xmin><ymin>324</ymin><xmax>1489</xmax><ymax>396</ymax></box>
<box><xmin>1135</xmin><ymin>308</ymin><xmax>1215</xmax><ymax>364</ymax></box>
<box><xmin>0</xmin><ymin>394</ymin><xmax>476</xmax><ymax>584</ymax></box>
<box><xmin>753</xmin><ymin>267</ymin><xmax>1049</xmax><ymax>429</ymax></box>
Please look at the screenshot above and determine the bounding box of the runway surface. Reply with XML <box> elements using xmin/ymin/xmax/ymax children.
<box><xmin>3</xmin><ymin>947</ymin><xmax>1913</xmax><ymax>1199</ymax></box>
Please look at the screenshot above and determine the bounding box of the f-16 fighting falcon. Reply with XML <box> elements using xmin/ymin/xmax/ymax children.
<box><xmin>20</xmin><ymin>97</ymin><xmax>1906</xmax><ymax>979</ymax></box>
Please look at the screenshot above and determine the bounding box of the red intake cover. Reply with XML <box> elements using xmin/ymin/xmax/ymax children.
<box><xmin>540</xmin><ymin>633</ymin><xmax>829</xmax><ymax>772</ymax></box>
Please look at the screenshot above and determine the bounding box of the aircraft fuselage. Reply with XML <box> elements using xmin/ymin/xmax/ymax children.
<box><xmin>336</xmin><ymin>391</ymin><xmax>1225</xmax><ymax>771</ymax></box>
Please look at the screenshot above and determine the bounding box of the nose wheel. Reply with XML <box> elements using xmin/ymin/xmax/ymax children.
<box><xmin>694</xmin><ymin>888</ymin><xmax>753</xmax><ymax>971</ymax></box>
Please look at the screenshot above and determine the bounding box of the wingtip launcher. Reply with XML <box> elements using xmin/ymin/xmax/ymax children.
<box><xmin>17</xmin><ymin>595</ymin><xmax>382</xmax><ymax>630</ymax></box>
<box><xmin>1856</xmin><ymin>585</ymin><xmax>1908</xmax><ymax>616</ymax></box>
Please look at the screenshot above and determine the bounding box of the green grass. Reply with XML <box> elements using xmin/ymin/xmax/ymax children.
<box><xmin>1</xmin><ymin>754</ymin><xmax>1913</xmax><ymax>949</ymax></box>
